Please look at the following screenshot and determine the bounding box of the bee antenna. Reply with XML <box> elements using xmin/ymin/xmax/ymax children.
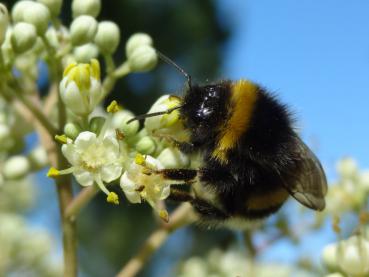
<box><xmin>156</xmin><ymin>50</ymin><xmax>192</xmax><ymax>89</ymax></box>
<box><xmin>127</xmin><ymin>105</ymin><xmax>182</xmax><ymax>124</ymax></box>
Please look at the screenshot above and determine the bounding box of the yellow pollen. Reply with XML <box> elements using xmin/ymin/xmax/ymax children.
<box><xmin>107</xmin><ymin>100</ymin><xmax>121</xmax><ymax>113</ymax></box>
<box><xmin>90</xmin><ymin>59</ymin><xmax>101</xmax><ymax>80</ymax></box>
<box><xmin>63</xmin><ymin>62</ymin><xmax>77</xmax><ymax>77</ymax></box>
<box><xmin>107</xmin><ymin>192</ymin><xmax>119</xmax><ymax>205</ymax></box>
<box><xmin>47</xmin><ymin>167</ymin><xmax>60</xmax><ymax>178</ymax></box>
<box><xmin>55</xmin><ymin>134</ymin><xmax>69</xmax><ymax>144</ymax></box>
<box><xmin>135</xmin><ymin>153</ymin><xmax>146</xmax><ymax>166</ymax></box>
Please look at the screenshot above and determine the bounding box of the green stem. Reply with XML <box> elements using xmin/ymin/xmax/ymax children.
<box><xmin>116</xmin><ymin>204</ymin><xmax>195</xmax><ymax>277</ymax></box>
<box><xmin>18</xmin><ymin>92</ymin><xmax>58</xmax><ymax>136</ymax></box>
<box><xmin>101</xmin><ymin>61</ymin><xmax>131</xmax><ymax>99</ymax></box>
<box><xmin>65</xmin><ymin>186</ymin><xmax>99</xmax><ymax>221</ymax></box>
<box><xmin>41</xmin><ymin>34</ymin><xmax>78</xmax><ymax>276</ymax></box>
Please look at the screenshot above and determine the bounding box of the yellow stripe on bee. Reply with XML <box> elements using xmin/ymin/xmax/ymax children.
<box><xmin>212</xmin><ymin>80</ymin><xmax>258</xmax><ymax>163</ymax></box>
<box><xmin>247</xmin><ymin>187</ymin><xmax>289</xmax><ymax>210</ymax></box>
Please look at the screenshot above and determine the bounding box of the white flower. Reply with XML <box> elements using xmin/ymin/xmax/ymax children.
<box><xmin>59</xmin><ymin>59</ymin><xmax>102</xmax><ymax>116</ymax></box>
<box><xmin>321</xmin><ymin>243</ymin><xmax>339</xmax><ymax>271</ymax></box>
<box><xmin>338</xmin><ymin>236</ymin><xmax>369</xmax><ymax>276</ymax></box>
<box><xmin>144</xmin><ymin>95</ymin><xmax>189</xmax><ymax>142</ymax></box>
<box><xmin>120</xmin><ymin>154</ymin><xmax>179</xmax><ymax>221</ymax></box>
<box><xmin>50</xmin><ymin>131</ymin><xmax>123</xmax><ymax>204</ymax></box>
<box><xmin>157</xmin><ymin>147</ymin><xmax>190</xmax><ymax>169</ymax></box>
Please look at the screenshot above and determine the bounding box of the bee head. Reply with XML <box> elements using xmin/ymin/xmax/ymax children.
<box><xmin>181</xmin><ymin>83</ymin><xmax>229</xmax><ymax>130</ymax></box>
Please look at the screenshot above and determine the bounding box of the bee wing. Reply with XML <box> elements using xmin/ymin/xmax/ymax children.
<box><xmin>285</xmin><ymin>137</ymin><xmax>328</xmax><ymax>211</ymax></box>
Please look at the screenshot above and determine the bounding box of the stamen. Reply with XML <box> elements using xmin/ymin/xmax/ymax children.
<box><xmin>47</xmin><ymin>167</ymin><xmax>60</xmax><ymax>178</ymax></box>
<box><xmin>55</xmin><ymin>134</ymin><xmax>69</xmax><ymax>144</ymax></box>
<box><xmin>95</xmin><ymin>176</ymin><xmax>110</xmax><ymax>196</ymax></box>
<box><xmin>107</xmin><ymin>192</ymin><xmax>119</xmax><ymax>205</ymax></box>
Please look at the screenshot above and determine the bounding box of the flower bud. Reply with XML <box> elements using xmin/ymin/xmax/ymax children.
<box><xmin>3</xmin><ymin>155</ymin><xmax>31</xmax><ymax>179</ymax></box>
<box><xmin>337</xmin><ymin>157</ymin><xmax>357</xmax><ymax>179</ymax></box>
<box><xmin>59</xmin><ymin>59</ymin><xmax>102</xmax><ymax>116</ymax></box>
<box><xmin>28</xmin><ymin>145</ymin><xmax>48</xmax><ymax>170</ymax></box>
<box><xmin>64</xmin><ymin>122</ymin><xmax>82</xmax><ymax>139</ymax></box>
<box><xmin>89</xmin><ymin>116</ymin><xmax>105</xmax><ymax>135</ymax></box>
<box><xmin>338</xmin><ymin>236</ymin><xmax>369</xmax><ymax>276</ymax></box>
<box><xmin>157</xmin><ymin>147</ymin><xmax>190</xmax><ymax>169</ymax></box>
<box><xmin>11</xmin><ymin>1</ymin><xmax>34</xmax><ymax>22</ymax></box>
<box><xmin>73</xmin><ymin>43</ymin><xmax>98</xmax><ymax>63</ymax></box>
<box><xmin>72</xmin><ymin>0</ymin><xmax>101</xmax><ymax>18</ymax></box>
<box><xmin>70</xmin><ymin>15</ymin><xmax>98</xmax><ymax>46</ymax></box>
<box><xmin>37</xmin><ymin>0</ymin><xmax>62</xmax><ymax>17</ymax></box>
<box><xmin>0</xmin><ymin>4</ymin><xmax>9</xmax><ymax>46</ymax></box>
<box><xmin>94</xmin><ymin>21</ymin><xmax>120</xmax><ymax>54</ymax></box>
<box><xmin>11</xmin><ymin>22</ymin><xmax>37</xmax><ymax>54</ymax></box>
<box><xmin>22</xmin><ymin>2</ymin><xmax>50</xmax><ymax>35</ymax></box>
<box><xmin>145</xmin><ymin>95</ymin><xmax>188</xmax><ymax>141</ymax></box>
<box><xmin>125</xmin><ymin>33</ymin><xmax>153</xmax><ymax>57</ymax></box>
<box><xmin>111</xmin><ymin>110</ymin><xmax>139</xmax><ymax>137</ymax></box>
<box><xmin>136</xmin><ymin>136</ymin><xmax>156</xmax><ymax>155</ymax></box>
<box><xmin>127</xmin><ymin>45</ymin><xmax>157</xmax><ymax>72</ymax></box>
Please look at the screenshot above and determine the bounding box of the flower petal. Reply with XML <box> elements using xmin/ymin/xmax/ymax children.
<box><xmin>101</xmin><ymin>163</ymin><xmax>123</xmax><ymax>183</ymax></box>
<box><xmin>61</xmin><ymin>143</ymin><xmax>79</xmax><ymax>165</ymax></box>
<box><xmin>159</xmin><ymin>185</ymin><xmax>171</xmax><ymax>200</ymax></box>
<box><xmin>73</xmin><ymin>168</ymin><xmax>94</xmax><ymax>187</ymax></box>
<box><xmin>120</xmin><ymin>172</ymin><xmax>141</xmax><ymax>203</ymax></box>
<box><xmin>102</xmin><ymin>135</ymin><xmax>120</xmax><ymax>160</ymax></box>
<box><xmin>74</xmin><ymin>131</ymin><xmax>97</xmax><ymax>150</ymax></box>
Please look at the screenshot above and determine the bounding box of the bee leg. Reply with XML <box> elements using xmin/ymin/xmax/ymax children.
<box><xmin>191</xmin><ymin>197</ymin><xmax>229</xmax><ymax>221</ymax></box>
<box><xmin>158</xmin><ymin>168</ymin><xmax>198</xmax><ymax>182</ymax></box>
<box><xmin>168</xmin><ymin>188</ymin><xmax>228</xmax><ymax>221</ymax></box>
<box><xmin>168</xmin><ymin>187</ymin><xmax>194</xmax><ymax>202</ymax></box>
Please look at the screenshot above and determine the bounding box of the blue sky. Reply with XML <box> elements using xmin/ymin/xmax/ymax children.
<box><xmin>217</xmin><ymin>0</ymin><xmax>369</xmax><ymax>180</ymax></box>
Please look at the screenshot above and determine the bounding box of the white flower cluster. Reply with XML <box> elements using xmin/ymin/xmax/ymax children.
<box><xmin>0</xmin><ymin>213</ymin><xmax>62</xmax><ymax>276</ymax></box>
<box><xmin>324</xmin><ymin>158</ymin><xmax>369</xmax><ymax>215</ymax></box>
<box><xmin>322</xmin><ymin>234</ymin><xmax>369</xmax><ymax>276</ymax></box>
<box><xmin>51</xmin><ymin>92</ymin><xmax>190</xmax><ymax>219</ymax></box>
<box><xmin>176</xmin><ymin>247</ymin><xmax>311</xmax><ymax>277</ymax></box>
<box><xmin>319</xmin><ymin>158</ymin><xmax>369</xmax><ymax>276</ymax></box>
<box><xmin>0</xmin><ymin>171</ymin><xmax>61</xmax><ymax>276</ymax></box>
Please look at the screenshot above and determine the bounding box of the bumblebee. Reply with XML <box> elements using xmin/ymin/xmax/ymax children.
<box><xmin>130</xmin><ymin>52</ymin><xmax>328</xmax><ymax>229</ymax></box>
